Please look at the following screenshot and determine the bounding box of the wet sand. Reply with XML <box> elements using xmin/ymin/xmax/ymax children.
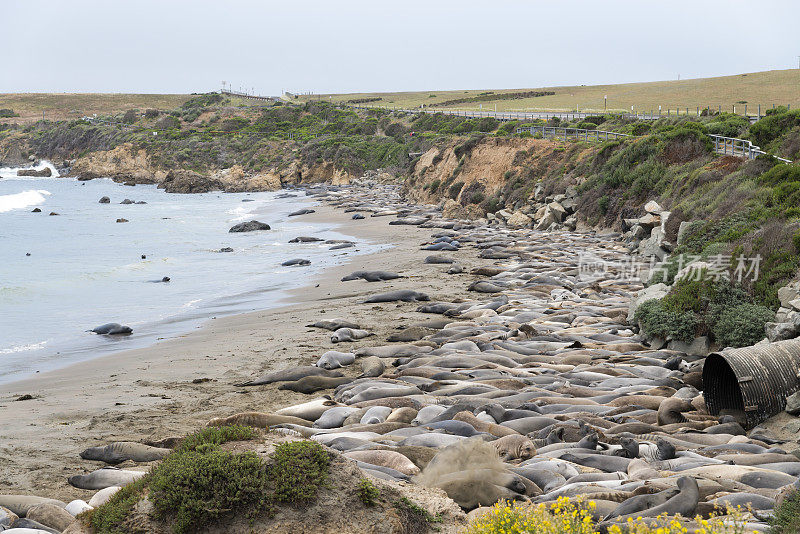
<box><xmin>0</xmin><ymin>200</ymin><xmax>472</xmax><ymax>502</ymax></box>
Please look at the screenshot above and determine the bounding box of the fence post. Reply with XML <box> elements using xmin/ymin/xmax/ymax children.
<box><xmin>745</xmin><ymin>104</ymin><xmax>747</xmax><ymax>117</ymax></box>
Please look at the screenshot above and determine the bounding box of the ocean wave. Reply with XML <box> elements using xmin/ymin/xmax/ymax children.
<box><xmin>0</xmin><ymin>189</ymin><xmax>52</xmax><ymax>213</ymax></box>
<box><xmin>0</xmin><ymin>160</ymin><xmax>60</xmax><ymax>180</ymax></box>
<box><xmin>0</xmin><ymin>340</ymin><xmax>48</xmax><ymax>355</ymax></box>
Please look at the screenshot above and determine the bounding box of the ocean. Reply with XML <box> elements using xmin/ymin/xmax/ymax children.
<box><xmin>0</xmin><ymin>163</ymin><xmax>378</xmax><ymax>383</ymax></box>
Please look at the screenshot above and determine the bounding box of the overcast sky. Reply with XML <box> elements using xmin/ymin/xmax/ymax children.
<box><xmin>2</xmin><ymin>0</ymin><xmax>798</xmax><ymax>95</ymax></box>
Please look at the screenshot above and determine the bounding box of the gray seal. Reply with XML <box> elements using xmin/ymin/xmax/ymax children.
<box><xmin>80</xmin><ymin>442</ymin><xmax>171</xmax><ymax>464</ymax></box>
<box><xmin>89</xmin><ymin>323</ymin><xmax>132</xmax><ymax>335</ymax></box>
<box><xmin>331</xmin><ymin>328</ymin><xmax>373</xmax><ymax>343</ymax></box>
<box><xmin>235</xmin><ymin>366</ymin><xmax>343</xmax><ymax>387</ymax></box>
<box><xmin>282</xmin><ymin>258</ymin><xmax>311</xmax><ymax>266</ymax></box>
<box><xmin>615</xmin><ymin>476</ymin><xmax>699</xmax><ymax>521</ymax></box>
<box><xmin>277</xmin><ymin>375</ymin><xmax>353</xmax><ymax>394</ymax></box>
<box><xmin>364</xmin><ymin>290</ymin><xmax>430</xmax><ymax>303</ymax></box>
<box><xmin>68</xmin><ymin>467</ymin><xmax>147</xmax><ymax>490</ymax></box>
<box><xmin>341</xmin><ymin>271</ymin><xmax>403</xmax><ymax>282</ymax></box>
<box><xmin>316</xmin><ymin>351</ymin><xmax>355</xmax><ymax>369</ymax></box>
<box><xmin>289</xmin><ymin>236</ymin><xmax>323</xmax><ymax>243</ymax></box>
<box><xmin>306</xmin><ymin>319</ymin><xmax>360</xmax><ymax>331</ymax></box>
<box><xmin>288</xmin><ymin>209</ymin><xmax>315</xmax><ymax>216</ymax></box>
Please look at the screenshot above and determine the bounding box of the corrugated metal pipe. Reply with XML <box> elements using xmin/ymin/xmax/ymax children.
<box><xmin>703</xmin><ymin>339</ymin><xmax>800</xmax><ymax>428</ymax></box>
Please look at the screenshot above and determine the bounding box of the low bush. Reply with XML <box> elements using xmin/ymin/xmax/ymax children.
<box><xmin>0</xmin><ymin>108</ymin><xmax>19</xmax><ymax>118</ymax></box>
<box><xmin>771</xmin><ymin>490</ymin><xmax>800</xmax><ymax>534</ymax></box>
<box><xmin>634</xmin><ymin>299</ymin><xmax>697</xmax><ymax>342</ymax></box>
<box><xmin>268</xmin><ymin>440</ymin><xmax>331</xmax><ymax>503</ymax></box>
<box><xmin>357</xmin><ymin>479</ymin><xmax>380</xmax><ymax>506</ymax></box>
<box><xmin>712</xmin><ymin>303</ymin><xmax>773</xmax><ymax>348</ymax></box>
<box><xmin>449</xmin><ymin>181</ymin><xmax>464</xmax><ymax>199</ymax></box>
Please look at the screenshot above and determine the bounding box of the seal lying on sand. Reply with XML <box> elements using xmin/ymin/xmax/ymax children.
<box><xmin>282</xmin><ymin>258</ymin><xmax>311</xmax><ymax>266</ymax></box>
<box><xmin>341</xmin><ymin>270</ymin><xmax>403</xmax><ymax>282</ymax></box>
<box><xmin>278</xmin><ymin>376</ymin><xmax>353</xmax><ymax>394</ymax></box>
<box><xmin>364</xmin><ymin>290</ymin><xmax>430</xmax><ymax>303</ymax></box>
<box><xmin>80</xmin><ymin>442</ymin><xmax>171</xmax><ymax>464</ymax></box>
<box><xmin>68</xmin><ymin>467</ymin><xmax>147</xmax><ymax>490</ymax></box>
<box><xmin>331</xmin><ymin>328</ymin><xmax>373</xmax><ymax>343</ymax></box>
<box><xmin>89</xmin><ymin>323</ymin><xmax>132</xmax><ymax>335</ymax></box>
<box><xmin>288</xmin><ymin>209</ymin><xmax>315</xmax><ymax>216</ymax></box>
<box><xmin>207</xmin><ymin>412</ymin><xmax>312</xmax><ymax>428</ymax></box>
<box><xmin>307</xmin><ymin>319</ymin><xmax>360</xmax><ymax>331</ymax></box>
<box><xmin>235</xmin><ymin>366</ymin><xmax>343</xmax><ymax>387</ymax></box>
<box><xmin>316</xmin><ymin>351</ymin><xmax>355</xmax><ymax>369</ymax></box>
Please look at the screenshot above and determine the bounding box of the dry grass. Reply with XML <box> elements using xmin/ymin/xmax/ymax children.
<box><xmin>0</xmin><ymin>93</ymin><xmax>192</xmax><ymax>124</ymax></box>
<box><xmin>299</xmin><ymin>69</ymin><xmax>800</xmax><ymax>116</ymax></box>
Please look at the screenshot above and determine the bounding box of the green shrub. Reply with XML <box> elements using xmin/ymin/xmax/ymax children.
<box><xmin>634</xmin><ymin>299</ymin><xmax>698</xmax><ymax>342</ymax></box>
<box><xmin>471</xmin><ymin>191</ymin><xmax>486</xmax><ymax>204</ymax></box>
<box><xmin>749</xmin><ymin>108</ymin><xmax>800</xmax><ymax>148</ymax></box>
<box><xmin>483</xmin><ymin>196</ymin><xmax>504</xmax><ymax>213</ymax></box>
<box><xmin>449</xmin><ymin>181</ymin><xmax>464</xmax><ymax>199</ymax></box>
<box><xmin>771</xmin><ymin>490</ymin><xmax>800</xmax><ymax>534</ymax></box>
<box><xmin>149</xmin><ymin>449</ymin><xmax>270</xmax><ymax>534</ymax></box>
<box><xmin>712</xmin><ymin>303</ymin><xmax>773</xmax><ymax>348</ymax></box>
<box><xmin>0</xmin><ymin>108</ymin><xmax>19</xmax><ymax>118</ymax></box>
<box><xmin>268</xmin><ymin>440</ymin><xmax>331</xmax><ymax>503</ymax></box>
<box><xmin>358</xmin><ymin>479</ymin><xmax>380</xmax><ymax>506</ymax></box>
<box><xmin>793</xmin><ymin>230</ymin><xmax>800</xmax><ymax>253</ymax></box>
<box><xmin>598</xmin><ymin>195</ymin><xmax>609</xmax><ymax>214</ymax></box>
<box><xmin>177</xmin><ymin>425</ymin><xmax>259</xmax><ymax>452</ymax></box>
<box><xmin>85</xmin><ymin>475</ymin><xmax>150</xmax><ymax>534</ymax></box>
<box><xmin>429</xmin><ymin>179</ymin><xmax>441</xmax><ymax>193</ymax></box>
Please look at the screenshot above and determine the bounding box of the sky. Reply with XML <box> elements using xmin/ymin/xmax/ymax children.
<box><xmin>2</xmin><ymin>0</ymin><xmax>799</xmax><ymax>95</ymax></box>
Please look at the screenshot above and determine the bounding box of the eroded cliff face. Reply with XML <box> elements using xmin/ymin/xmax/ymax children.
<box><xmin>66</xmin><ymin>143</ymin><xmax>358</xmax><ymax>193</ymax></box>
<box><xmin>403</xmin><ymin>136</ymin><xmax>597</xmax><ymax>220</ymax></box>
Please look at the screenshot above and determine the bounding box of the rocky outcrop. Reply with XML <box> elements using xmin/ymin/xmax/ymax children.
<box><xmin>71</xmin><ymin>143</ymin><xmax>164</xmax><ymax>184</ymax></box>
<box><xmin>17</xmin><ymin>166</ymin><xmax>52</xmax><ymax>177</ymax></box>
<box><xmin>229</xmin><ymin>221</ymin><xmax>271</xmax><ymax>233</ymax></box>
<box><xmin>158</xmin><ymin>169</ymin><xmax>222</xmax><ymax>194</ymax></box>
<box><xmin>766</xmin><ymin>281</ymin><xmax>800</xmax><ymax>342</ymax></box>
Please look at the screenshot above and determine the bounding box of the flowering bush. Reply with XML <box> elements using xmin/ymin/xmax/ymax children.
<box><xmin>466</xmin><ymin>497</ymin><xmax>754</xmax><ymax>534</ymax></box>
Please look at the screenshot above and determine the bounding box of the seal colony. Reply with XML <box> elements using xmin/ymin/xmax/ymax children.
<box><xmin>0</xmin><ymin>181</ymin><xmax>795</xmax><ymax>532</ymax></box>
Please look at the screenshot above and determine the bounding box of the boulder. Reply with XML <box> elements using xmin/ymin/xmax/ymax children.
<box><xmin>26</xmin><ymin>502</ymin><xmax>75</xmax><ymax>532</ymax></box>
<box><xmin>98</xmin><ymin>196</ymin><xmax>110</xmax><ymax>204</ymax></box>
<box><xmin>229</xmin><ymin>220</ymin><xmax>271</xmax><ymax>233</ymax></box>
<box><xmin>667</xmin><ymin>336</ymin><xmax>710</xmax><ymax>356</ymax></box>
<box><xmin>546</xmin><ymin>201</ymin><xmax>567</xmax><ymax>222</ymax></box>
<box><xmin>116</xmin><ymin>218</ymin><xmax>128</xmax><ymax>223</ymax></box>
<box><xmin>786</xmin><ymin>391</ymin><xmax>800</xmax><ymax>416</ymax></box>
<box><xmin>120</xmin><ymin>199</ymin><xmax>134</xmax><ymax>204</ymax></box>
<box><xmin>496</xmin><ymin>209</ymin><xmax>513</xmax><ymax>221</ymax></box>
<box><xmin>442</xmin><ymin>199</ymin><xmax>466</xmax><ymax>219</ymax></box>
<box><xmin>676</xmin><ymin>221</ymin><xmax>697</xmax><ymax>246</ymax></box>
<box><xmin>644</xmin><ymin>200</ymin><xmax>663</xmax><ymax>214</ymax></box>
<box><xmin>158</xmin><ymin>169</ymin><xmax>222</xmax><ymax>194</ymax></box>
<box><xmin>766</xmin><ymin>319</ymin><xmax>800</xmax><ymax>342</ymax></box>
<box><xmin>637</xmin><ymin>213</ymin><xmax>661</xmax><ymax>230</ymax></box>
<box><xmin>17</xmin><ymin>167</ymin><xmax>52</xmax><ymax>177</ymax></box>
<box><xmin>628</xmin><ymin>283</ymin><xmax>670</xmax><ymax>323</ymax></box>
<box><xmin>506</xmin><ymin>211</ymin><xmax>532</xmax><ymax>228</ymax></box>
<box><xmin>778</xmin><ymin>285</ymin><xmax>800</xmax><ymax>309</ymax></box>
<box><xmin>638</xmin><ymin>227</ymin><xmax>668</xmax><ymax>261</ymax></box>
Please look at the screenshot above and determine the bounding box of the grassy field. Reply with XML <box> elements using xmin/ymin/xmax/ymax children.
<box><xmin>298</xmin><ymin>69</ymin><xmax>800</xmax><ymax>116</ymax></box>
<box><xmin>0</xmin><ymin>93</ymin><xmax>192</xmax><ymax>124</ymax></box>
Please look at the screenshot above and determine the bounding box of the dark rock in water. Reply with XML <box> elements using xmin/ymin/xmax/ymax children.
<box><xmin>158</xmin><ymin>169</ymin><xmax>222</xmax><ymax>194</ymax></box>
<box><xmin>116</xmin><ymin>218</ymin><xmax>128</xmax><ymax>223</ymax></box>
<box><xmin>160</xmin><ymin>276</ymin><xmax>171</xmax><ymax>283</ymax></box>
<box><xmin>229</xmin><ymin>220</ymin><xmax>271</xmax><ymax>233</ymax></box>
<box><xmin>120</xmin><ymin>199</ymin><xmax>134</xmax><ymax>204</ymax></box>
<box><xmin>352</xmin><ymin>213</ymin><xmax>365</xmax><ymax>220</ymax></box>
<box><xmin>135</xmin><ymin>201</ymin><xmax>147</xmax><ymax>204</ymax></box>
<box><xmin>26</xmin><ymin>252</ymin><xmax>31</xmax><ymax>256</ymax></box>
<box><xmin>242</xmin><ymin>199</ymin><xmax>255</xmax><ymax>202</ymax></box>
<box><xmin>288</xmin><ymin>209</ymin><xmax>315</xmax><ymax>217</ymax></box>
<box><xmin>90</xmin><ymin>323</ymin><xmax>133</xmax><ymax>335</ymax></box>
<box><xmin>18</xmin><ymin>167</ymin><xmax>52</xmax><ymax>177</ymax></box>
<box><xmin>141</xmin><ymin>255</ymin><xmax>146</xmax><ymax>259</ymax></box>
<box><xmin>289</xmin><ymin>236</ymin><xmax>323</xmax><ymax>243</ymax></box>
<box><xmin>218</xmin><ymin>247</ymin><xmax>234</xmax><ymax>253</ymax></box>
<box><xmin>282</xmin><ymin>258</ymin><xmax>311</xmax><ymax>266</ymax></box>
<box><xmin>99</xmin><ymin>196</ymin><xmax>110</xmax><ymax>204</ymax></box>
<box><xmin>31</xmin><ymin>208</ymin><xmax>42</xmax><ymax>212</ymax></box>
<box><xmin>49</xmin><ymin>212</ymin><xmax>59</xmax><ymax>216</ymax></box>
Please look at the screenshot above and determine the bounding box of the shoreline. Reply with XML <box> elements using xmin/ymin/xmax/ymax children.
<box><xmin>0</xmin><ymin>194</ymin><xmax>451</xmax><ymax>501</ymax></box>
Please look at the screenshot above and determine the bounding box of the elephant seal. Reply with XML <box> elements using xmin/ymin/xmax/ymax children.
<box><xmin>364</xmin><ymin>290</ymin><xmax>430</xmax><ymax>303</ymax></box>
<box><xmin>560</xmin><ymin>453</ymin><xmax>632</xmax><ymax>473</ymax></box>
<box><xmin>357</xmin><ymin>356</ymin><xmax>385</xmax><ymax>378</ymax></box>
<box><xmin>510</xmin><ymin>468</ymin><xmax>567</xmax><ymax>493</ymax></box>
<box><xmin>344</xmin><ymin>450</ymin><xmax>420</xmax><ymax>476</ymax></box>
<box><xmin>424</xmin><ymin>255</ymin><xmax>455</xmax><ymax>264</ymax></box>
<box><xmin>80</xmin><ymin>442</ymin><xmax>171</xmax><ymax>464</ymax></box>
<box><xmin>468</xmin><ymin>281</ymin><xmax>505</xmax><ymax>293</ymax></box>
<box><xmin>387</xmin><ymin>326</ymin><xmax>436</xmax><ymax>342</ymax></box>
<box><xmin>306</xmin><ymin>319</ymin><xmax>360</xmax><ymax>331</ymax></box>
<box><xmin>605</xmin><ymin>487</ymin><xmax>680</xmax><ymax>520</ymax></box>
<box><xmin>288</xmin><ymin>209</ymin><xmax>315</xmax><ymax>216</ymax></box>
<box><xmin>386</xmin><ymin>407</ymin><xmax>418</xmax><ymax>424</ymax></box>
<box><xmin>289</xmin><ymin>236</ymin><xmax>323</xmax><ymax>243</ymax></box>
<box><xmin>89</xmin><ymin>323</ymin><xmax>132</xmax><ymax>335</ymax></box>
<box><xmin>88</xmin><ymin>486</ymin><xmax>121</xmax><ymax>507</ymax></box>
<box><xmin>361</xmin><ymin>406</ymin><xmax>392</xmax><ymax>424</ymax></box>
<box><xmin>207</xmin><ymin>412</ymin><xmax>312</xmax><ymax>428</ymax></box>
<box><xmin>331</xmin><ymin>328</ymin><xmax>373</xmax><ymax>343</ymax></box>
<box><xmin>657</xmin><ymin>397</ymin><xmax>693</xmax><ymax>425</ymax></box>
<box><xmin>281</xmin><ymin>258</ymin><xmax>311</xmax><ymax>266</ymax></box>
<box><xmin>314</xmin><ymin>406</ymin><xmax>361</xmax><ymax>428</ymax></box>
<box><xmin>276</xmin><ymin>397</ymin><xmax>338</xmax><ymax>421</ymax></box>
<box><xmin>711</xmin><ymin>493</ymin><xmax>775</xmax><ymax>511</ymax></box>
<box><xmin>68</xmin><ymin>467</ymin><xmax>147</xmax><ymax>490</ymax></box>
<box><xmin>65</xmin><ymin>500</ymin><xmax>93</xmax><ymax>516</ymax></box>
<box><xmin>341</xmin><ymin>271</ymin><xmax>402</xmax><ymax>282</ymax></box>
<box><xmin>615</xmin><ymin>476</ymin><xmax>699</xmax><ymax>521</ymax></box>
<box><xmin>352</xmin><ymin>213</ymin><xmax>365</xmax><ymax>220</ymax></box>
<box><xmin>434</xmin><ymin>479</ymin><xmax>526</xmax><ymax>510</ymax></box>
<box><xmin>235</xmin><ymin>366</ymin><xmax>343</xmax><ymax>387</ymax></box>
<box><xmin>422</xmin><ymin>242</ymin><xmax>458</xmax><ymax>251</ymax></box>
<box><xmin>316</xmin><ymin>351</ymin><xmax>355</xmax><ymax>369</ymax></box>
<box><xmin>447</xmin><ymin>264</ymin><xmax>464</xmax><ymax>274</ymax></box>
<box><xmin>229</xmin><ymin>220</ymin><xmax>270</xmax><ymax>232</ymax></box>
<box><xmin>0</xmin><ymin>497</ymin><xmax>66</xmax><ymax>518</ymax></box>
<box><xmin>278</xmin><ymin>376</ymin><xmax>353</xmax><ymax>393</ymax></box>
<box><xmin>493</xmin><ymin>435</ymin><xmax>537</xmax><ymax>461</ymax></box>
<box><xmin>26</xmin><ymin>502</ymin><xmax>75</xmax><ymax>532</ymax></box>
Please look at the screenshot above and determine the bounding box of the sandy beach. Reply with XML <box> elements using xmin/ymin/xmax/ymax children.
<box><xmin>0</xmin><ymin>199</ymin><xmax>470</xmax><ymax>502</ymax></box>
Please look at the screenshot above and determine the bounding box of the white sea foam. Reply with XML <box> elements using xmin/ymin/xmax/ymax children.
<box><xmin>0</xmin><ymin>160</ymin><xmax>60</xmax><ymax>180</ymax></box>
<box><xmin>0</xmin><ymin>340</ymin><xmax>48</xmax><ymax>355</ymax></box>
<box><xmin>0</xmin><ymin>189</ymin><xmax>51</xmax><ymax>213</ymax></box>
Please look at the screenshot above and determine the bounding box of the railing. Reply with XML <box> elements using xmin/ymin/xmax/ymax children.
<box><xmin>709</xmin><ymin>134</ymin><xmax>792</xmax><ymax>162</ymax></box>
<box><xmin>515</xmin><ymin>126</ymin><xmax>630</xmax><ymax>142</ymax></box>
<box><xmin>350</xmin><ymin>104</ymin><xmax>659</xmax><ymax>122</ymax></box>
